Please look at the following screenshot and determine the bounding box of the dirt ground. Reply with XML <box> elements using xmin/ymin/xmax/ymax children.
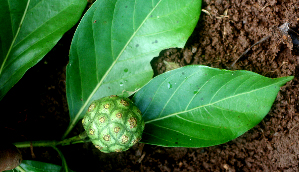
<box><xmin>1</xmin><ymin>0</ymin><xmax>299</xmax><ymax>171</ymax></box>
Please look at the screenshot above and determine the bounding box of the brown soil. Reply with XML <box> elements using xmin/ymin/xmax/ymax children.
<box><xmin>1</xmin><ymin>0</ymin><xmax>299</xmax><ymax>171</ymax></box>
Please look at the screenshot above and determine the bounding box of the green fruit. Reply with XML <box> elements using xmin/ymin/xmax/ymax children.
<box><xmin>82</xmin><ymin>95</ymin><xmax>145</xmax><ymax>153</ymax></box>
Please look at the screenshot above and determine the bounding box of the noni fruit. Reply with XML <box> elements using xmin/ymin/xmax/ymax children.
<box><xmin>82</xmin><ymin>95</ymin><xmax>145</xmax><ymax>153</ymax></box>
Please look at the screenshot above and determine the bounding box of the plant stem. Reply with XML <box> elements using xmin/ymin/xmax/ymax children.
<box><xmin>13</xmin><ymin>140</ymin><xmax>57</xmax><ymax>148</ymax></box>
<box><xmin>13</xmin><ymin>131</ymin><xmax>89</xmax><ymax>148</ymax></box>
<box><xmin>56</xmin><ymin>131</ymin><xmax>89</xmax><ymax>146</ymax></box>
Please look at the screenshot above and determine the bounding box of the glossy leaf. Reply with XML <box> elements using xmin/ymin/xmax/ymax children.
<box><xmin>7</xmin><ymin>160</ymin><xmax>74</xmax><ymax>172</ymax></box>
<box><xmin>0</xmin><ymin>0</ymin><xmax>87</xmax><ymax>100</ymax></box>
<box><xmin>133</xmin><ymin>65</ymin><xmax>293</xmax><ymax>147</ymax></box>
<box><xmin>65</xmin><ymin>0</ymin><xmax>202</xmax><ymax>138</ymax></box>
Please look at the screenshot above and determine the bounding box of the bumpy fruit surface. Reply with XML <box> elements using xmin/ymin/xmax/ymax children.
<box><xmin>82</xmin><ymin>95</ymin><xmax>145</xmax><ymax>153</ymax></box>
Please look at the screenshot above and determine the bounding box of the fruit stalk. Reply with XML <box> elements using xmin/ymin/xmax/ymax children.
<box><xmin>57</xmin><ymin>131</ymin><xmax>89</xmax><ymax>146</ymax></box>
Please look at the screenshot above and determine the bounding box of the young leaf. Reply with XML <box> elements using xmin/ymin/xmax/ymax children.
<box><xmin>65</xmin><ymin>0</ymin><xmax>202</xmax><ymax>138</ymax></box>
<box><xmin>133</xmin><ymin>65</ymin><xmax>293</xmax><ymax>147</ymax></box>
<box><xmin>6</xmin><ymin>160</ymin><xmax>74</xmax><ymax>172</ymax></box>
<box><xmin>0</xmin><ymin>0</ymin><xmax>87</xmax><ymax>100</ymax></box>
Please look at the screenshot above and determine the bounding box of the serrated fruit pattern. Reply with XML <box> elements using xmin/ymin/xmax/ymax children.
<box><xmin>82</xmin><ymin>95</ymin><xmax>145</xmax><ymax>153</ymax></box>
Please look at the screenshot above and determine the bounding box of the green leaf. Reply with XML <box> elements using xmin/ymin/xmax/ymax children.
<box><xmin>7</xmin><ymin>160</ymin><xmax>74</xmax><ymax>172</ymax></box>
<box><xmin>133</xmin><ymin>65</ymin><xmax>293</xmax><ymax>147</ymax></box>
<box><xmin>0</xmin><ymin>0</ymin><xmax>87</xmax><ymax>100</ymax></box>
<box><xmin>64</xmin><ymin>0</ymin><xmax>202</xmax><ymax>138</ymax></box>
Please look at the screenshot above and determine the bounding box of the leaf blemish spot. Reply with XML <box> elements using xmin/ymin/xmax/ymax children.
<box><xmin>136</xmin><ymin>44</ymin><xmax>139</xmax><ymax>47</ymax></box>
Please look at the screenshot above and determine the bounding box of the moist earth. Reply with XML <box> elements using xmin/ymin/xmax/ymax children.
<box><xmin>1</xmin><ymin>0</ymin><xmax>299</xmax><ymax>171</ymax></box>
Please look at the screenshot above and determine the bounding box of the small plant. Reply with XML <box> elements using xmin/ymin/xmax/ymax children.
<box><xmin>0</xmin><ymin>0</ymin><xmax>294</xmax><ymax>171</ymax></box>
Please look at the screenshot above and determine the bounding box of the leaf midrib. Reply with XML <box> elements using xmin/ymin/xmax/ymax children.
<box><xmin>68</xmin><ymin>0</ymin><xmax>163</xmax><ymax>131</ymax></box>
<box><xmin>144</xmin><ymin>79</ymin><xmax>285</xmax><ymax>124</ymax></box>
<box><xmin>1</xmin><ymin>2</ymin><xmax>77</xmax><ymax>73</ymax></box>
<box><xmin>0</xmin><ymin>15</ymin><xmax>78</xmax><ymax>88</ymax></box>
<box><xmin>143</xmin><ymin>123</ymin><xmax>221</xmax><ymax>142</ymax></box>
<box><xmin>0</xmin><ymin>0</ymin><xmax>30</xmax><ymax>76</ymax></box>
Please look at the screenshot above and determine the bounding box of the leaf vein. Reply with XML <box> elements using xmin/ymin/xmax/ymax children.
<box><xmin>0</xmin><ymin>0</ymin><xmax>30</xmax><ymax>75</ymax></box>
<box><xmin>185</xmin><ymin>74</ymin><xmax>217</xmax><ymax>110</ymax></box>
<box><xmin>151</xmin><ymin>123</ymin><xmax>211</xmax><ymax>140</ymax></box>
<box><xmin>143</xmin><ymin>72</ymin><xmax>172</xmax><ymax>116</ymax></box>
<box><xmin>65</xmin><ymin>0</ymin><xmax>163</xmax><ymax>139</ymax></box>
<box><xmin>2</xmin><ymin>3</ymin><xmax>77</xmax><ymax>72</ymax></box>
<box><xmin>145</xmin><ymin>79</ymin><xmax>285</xmax><ymax>124</ymax></box>
<box><xmin>158</xmin><ymin>74</ymin><xmax>189</xmax><ymax>118</ymax></box>
<box><xmin>0</xmin><ymin>17</ymin><xmax>79</xmax><ymax>88</ymax></box>
<box><xmin>210</xmin><ymin>74</ymin><xmax>247</xmax><ymax>103</ymax></box>
<box><xmin>176</xmin><ymin>114</ymin><xmax>218</xmax><ymax>128</ymax></box>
